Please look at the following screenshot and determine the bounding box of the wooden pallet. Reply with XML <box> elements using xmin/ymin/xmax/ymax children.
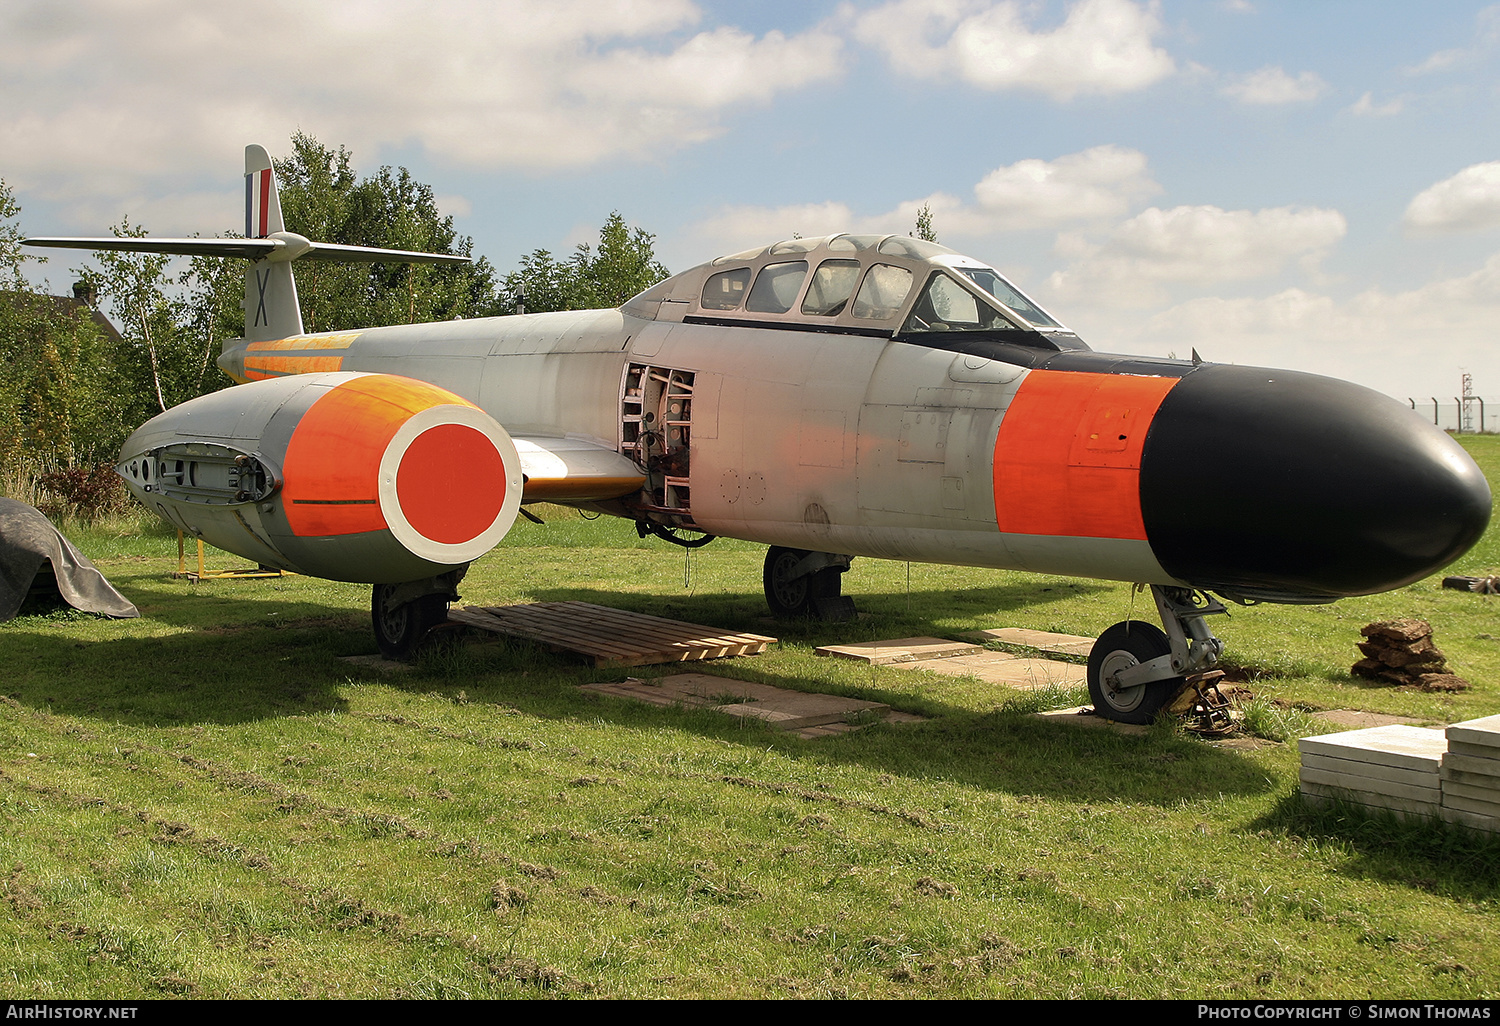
<box><xmin>448</xmin><ymin>601</ymin><xmax>777</xmax><ymax>668</ymax></box>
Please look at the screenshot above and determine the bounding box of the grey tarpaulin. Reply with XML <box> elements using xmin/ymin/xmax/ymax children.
<box><xmin>0</xmin><ymin>498</ymin><xmax>138</xmax><ymax>622</ymax></box>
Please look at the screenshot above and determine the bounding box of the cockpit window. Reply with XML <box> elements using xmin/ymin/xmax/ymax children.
<box><xmin>877</xmin><ymin>236</ymin><xmax>956</xmax><ymax>260</ymax></box>
<box><xmin>827</xmin><ymin>234</ymin><xmax>884</xmax><ymax>252</ymax></box>
<box><xmin>902</xmin><ymin>272</ymin><xmax>1018</xmax><ymax>333</ymax></box>
<box><xmin>712</xmin><ymin>246</ymin><xmax>766</xmax><ymax>266</ymax></box>
<box><xmin>850</xmin><ymin>264</ymin><xmax>914</xmax><ymax>321</ymax></box>
<box><xmin>745</xmin><ymin>261</ymin><xmax>809</xmax><ymax>314</ymax></box>
<box><xmin>801</xmin><ymin>259</ymin><xmax>861</xmax><ymax>317</ymax></box>
<box><xmin>957</xmin><ymin>268</ymin><xmax>1060</xmax><ymax>328</ymax></box>
<box><xmin>702</xmin><ymin>268</ymin><xmax>751</xmax><ymax>310</ymax></box>
<box><xmin>768</xmin><ymin>238</ymin><xmax>821</xmax><ymax>256</ymax></box>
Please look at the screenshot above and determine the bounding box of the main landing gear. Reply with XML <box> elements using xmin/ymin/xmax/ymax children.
<box><xmin>1087</xmin><ymin>585</ymin><xmax>1228</xmax><ymax>725</ymax></box>
<box><xmin>762</xmin><ymin>546</ymin><xmax>855</xmax><ymax>621</ymax></box>
<box><xmin>371</xmin><ymin>567</ymin><xmax>468</xmax><ymax>660</ymax></box>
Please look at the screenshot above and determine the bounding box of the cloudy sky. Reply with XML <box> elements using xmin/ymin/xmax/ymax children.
<box><xmin>5</xmin><ymin>0</ymin><xmax>1500</xmax><ymax>402</ymax></box>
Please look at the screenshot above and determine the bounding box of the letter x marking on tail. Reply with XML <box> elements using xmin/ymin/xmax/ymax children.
<box><xmin>254</xmin><ymin>268</ymin><xmax>271</xmax><ymax>327</ymax></box>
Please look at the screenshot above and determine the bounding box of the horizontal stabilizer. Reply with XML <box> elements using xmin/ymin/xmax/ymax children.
<box><xmin>22</xmin><ymin>234</ymin><xmax>470</xmax><ymax>266</ymax></box>
<box><xmin>24</xmin><ymin>144</ymin><xmax>467</xmax><ymax>345</ymax></box>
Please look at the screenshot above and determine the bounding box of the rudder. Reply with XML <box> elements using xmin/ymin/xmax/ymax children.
<box><xmin>242</xmin><ymin>145</ymin><xmax>303</xmax><ymax>342</ymax></box>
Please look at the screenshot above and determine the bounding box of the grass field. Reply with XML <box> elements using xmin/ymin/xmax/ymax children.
<box><xmin>4</xmin><ymin>438</ymin><xmax>1500</xmax><ymax>998</ymax></box>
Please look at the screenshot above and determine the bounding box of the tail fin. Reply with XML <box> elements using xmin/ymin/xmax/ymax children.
<box><xmin>244</xmin><ymin>144</ymin><xmax>286</xmax><ymax>239</ymax></box>
<box><xmin>242</xmin><ymin>145</ymin><xmax>302</xmax><ymax>342</ymax></box>
<box><xmin>22</xmin><ymin>143</ymin><xmax>471</xmax><ymax>346</ymax></box>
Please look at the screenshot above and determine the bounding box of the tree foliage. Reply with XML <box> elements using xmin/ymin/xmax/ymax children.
<box><xmin>502</xmin><ymin>212</ymin><xmax>668</xmax><ymax>314</ymax></box>
<box><xmin>913</xmin><ymin>203</ymin><xmax>937</xmax><ymax>243</ymax></box>
<box><xmin>275</xmin><ymin>133</ymin><xmax>506</xmax><ymax>332</ymax></box>
<box><xmin>0</xmin><ymin>181</ymin><xmax>119</xmax><ymax>470</ymax></box>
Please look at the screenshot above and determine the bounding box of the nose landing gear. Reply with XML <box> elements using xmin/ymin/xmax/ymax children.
<box><xmin>1087</xmin><ymin>585</ymin><xmax>1227</xmax><ymax>724</ymax></box>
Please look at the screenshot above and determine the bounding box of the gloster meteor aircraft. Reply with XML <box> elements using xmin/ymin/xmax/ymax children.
<box><xmin>25</xmin><ymin>146</ymin><xmax>1493</xmax><ymax>724</ymax></box>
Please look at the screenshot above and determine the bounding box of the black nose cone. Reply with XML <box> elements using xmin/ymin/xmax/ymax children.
<box><xmin>1140</xmin><ymin>365</ymin><xmax>1491</xmax><ymax>601</ymax></box>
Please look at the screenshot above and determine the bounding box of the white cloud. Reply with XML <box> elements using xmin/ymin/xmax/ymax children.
<box><xmin>1221</xmin><ymin>65</ymin><xmax>1327</xmax><ymax>105</ymax></box>
<box><xmin>1045</xmin><ymin>204</ymin><xmax>1347</xmax><ymax>307</ymax></box>
<box><xmin>1407</xmin><ymin>48</ymin><xmax>1469</xmax><ymax>76</ymax></box>
<box><xmin>1405</xmin><ymin>4</ymin><xmax>1500</xmax><ymax>75</ymax></box>
<box><xmin>685</xmin><ymin>146</ymin><xmax>1160</xmax><ymax>255</ymax></box>
<box><xmin>688</xmin><ymin>201</ymin><xmax>860</xmax><ymax>254</ymax></box>
<box><xmin>0</xmin><ymin>0</ymin><xmax>843</xmax><ymax>218</ymax></box>
<box><xmin>853</xmin><ymin>0</ymin><xmax>1175</xmax><ymax>100</ymax></box>
<box><xmin>1350</xmin><ymin>92</ymin><xmax>1404</xmax><ymax>117</ymax></box>
<box><xmin>1120</xmin><ymin>252</ymin><xmax>1500</xmax><ymax>397</ymax></box>
<box><xmin>1404</xmin><ymin>162</ymin><xmax>1500</xmax><ymax>235</ymax></box>
<box><xmin>968</xmin><ymin>146</ymin><xmax>1159</xmax><ymax>230</ymax></box>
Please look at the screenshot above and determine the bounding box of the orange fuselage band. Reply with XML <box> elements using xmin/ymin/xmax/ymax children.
<box><xmin>992</xmin><ymin>369</ymin><xmax>1177</xmax><ymax>540</ymax></box>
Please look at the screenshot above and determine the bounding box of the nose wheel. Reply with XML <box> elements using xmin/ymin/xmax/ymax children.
<box><xmin>1086</xmin><ymin>620</ymin><xmax>1180</xmax><ymax>724</ymax></box>
<box><xmin>1086</xmin><ymin>586</ymin><xmax>1228</xmax><ymax>724</ymax></box>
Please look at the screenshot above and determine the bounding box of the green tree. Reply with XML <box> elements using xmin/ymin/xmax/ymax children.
<box><xmin>81</xmin><ymin>220</ymin><xmax>204</xmax><ymax>419</ymax></box>
<box><xmin>0</xmin><ymin>181</ymin><xmax>120</xmax><ymax>471</ymax></box>
<box><xmin>176</xmin><ymin>250</ymin><xmax>244</xmax><ymax>394</ymax></box>
<box><xmin>274</xmin><ymin>133</ymin><xmax>505</xmax><ymax>332</ymax></box>
<box><xmin>0</xmin><ymin>179</ymin><xmax>23</xmax><ymax>285</ymax></box>
<box><xmin>502</xmin><ymin>211</ymin><xmax>669</xmax><ymax>314</ymax></box>
<box><xmin>913</xmin><ymin>203</ymin><xmax>937</xmax><ymax>243</ymax></box>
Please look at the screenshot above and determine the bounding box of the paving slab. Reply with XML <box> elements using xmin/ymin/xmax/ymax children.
<box><xmin>1300</xmin><ymin>781</ymin><xmax>1441</xmax><ymax>815</ymax></box>
<box><xmin>1300</xmin><ymin>788</ymin><xmax>1441</xmax><ymax>822</ymax></box>
<box><xmin>1297</xmin><ymin>725</ymin><xmax>1447</xmax><ymax>772</ymax></box>
<box><xmin>1448</xmin><ymin>714</ymin><xmax>1500</xmax><ymax>749</ymax></box>
<box><xmin>1443</xmin><ymin>792</ymin><xmax>1500</xmax><ymax>818</ymax></box>
<box><xmin>815</xmin><ymin>637</ymin><xmax>982</xmax><ymax>665</ymax></box>
<box><xmin>1302</xmin><ymin>752</ymin><xmax>1446</xmax><ymax>788</ymax></box>
<box><xmin>1440</xmin><ymin>779</ymin><xmax>1500</xmax><ymax>806</ymax></box>
<box><xmin>915</xmin><ymin>653</ymin><xmax>1087</xmax><ymax>690</ymax></box>
<box><xmin>340</xmin><ymin>654</ymin><xmax>412</xmax><ymax>674</ymax></box>
<box><xmin>1299</xmin><ymin>767</ymin><xmax>1441</xmax><ymax>803</ymax></box>
<box><xmin>1440</xmin><ymin>760</ymin><xmax>1500</xmax><ymax>785</ymax></box>
<box><xmin>1441</xmin><ymin>807</ymin><xmax>1500</xmax><ymax>833</ymax></box>
<box><xmin>959</xmin><ymin>628</ymin><xmax>1094</xmax><ymax>657</ymax></box>
<box><xmin>579</xmin><ymin>673</ymin><xmax>913</xmax><ymax>738</ymax></box>
<box><xmin>1031</xmin><ymin>706</ymin><xmax>1149</xmax><ymax>735</ymax></box>
<box><xmin>1311</xmin><ymin>710</ymin><xmax>1426</xmax><ymax>729</ymax></box>
<box><xmin>1447</xmin><ymin>740</ymin><xmax>1500</xmax><ymax>762</ymax></box>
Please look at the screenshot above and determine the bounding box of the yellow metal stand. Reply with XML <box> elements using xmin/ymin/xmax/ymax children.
<box><xmin>173</xmin><ymin>532</ymin><xmax>293</xmax><ymax>582</ymax></box>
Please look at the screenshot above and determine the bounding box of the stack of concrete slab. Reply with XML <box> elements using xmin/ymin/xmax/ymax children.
<box><xmin>1297</xmin><ymin>725</ymin><xmax>1446</xmax><ymax>821</ymax></box>
<box><xmin>1440</xmin><ymin>715</ymin><xmax>1500</xmax><ymax>833</ymax></box>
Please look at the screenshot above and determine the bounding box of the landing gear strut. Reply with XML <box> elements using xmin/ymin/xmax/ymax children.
<box><xmin>1087</xmin><ymin>585</ymin><xmax>1227</xmax><ymax>724</ymax></box>
<box><xmin>371</xmin><ymin>567</ymin><xmax>467</xmax><ymax>660</ymax></box>
<box><xmin>762</xmin><ymin>546</ymin><xmax>854</xmax><ymax>620</ymax></box>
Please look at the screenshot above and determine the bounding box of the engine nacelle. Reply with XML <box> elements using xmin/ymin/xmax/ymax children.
<box><xmin>117</xmin><ymin>372</ymin><xmax>523</xmax><ymax>582</ymax></box>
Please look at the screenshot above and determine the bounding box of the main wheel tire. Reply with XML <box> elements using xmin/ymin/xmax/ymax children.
<box><xmin>763</xmin><ymin>546</ymin><xmax>841</xmax><ymax>618</ymax></box>
<box><xmin>372</xmin><ymin>584</ymin><xmax>449</xmax><ymax>660</ymax></box>
<box><xmin>1086</xmin><ymin>620</ymin><xmax>1180</xmax><ymax>725</ymax></box>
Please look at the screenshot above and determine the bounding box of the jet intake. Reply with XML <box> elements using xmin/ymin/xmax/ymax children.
<box><xmin>117</xmin><ymin>372</ymin><xmax>524</xmax><ymax>582</ymax></box>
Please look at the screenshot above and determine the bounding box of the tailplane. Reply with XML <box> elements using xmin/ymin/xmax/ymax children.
<box><xmin>23</xmin><ymin>144</ymin><xmax>469</xmax><ymax>343</ymax></box>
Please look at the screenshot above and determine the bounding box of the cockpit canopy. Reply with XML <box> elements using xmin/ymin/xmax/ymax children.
<box><xmin>624</xmin><ymin>233</ymin><xmax>1086</xmax><ymax>352</ymax></box>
